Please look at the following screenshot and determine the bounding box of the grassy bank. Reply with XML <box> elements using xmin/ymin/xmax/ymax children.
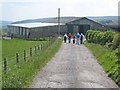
<box><xmin>85</xmin><ymin>42</ymin><xmax>120</xmax><ymax>87</ymax></box>
<box><xmin>2</xmin><ymin>38</ymin><xmax>63</xmax><ymax>88</ymax></box>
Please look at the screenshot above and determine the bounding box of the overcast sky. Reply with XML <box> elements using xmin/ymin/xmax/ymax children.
<box><xmin>0</xmin><ymin>0</ymin><xmax>120</xmax><ymax>21</ymax></box>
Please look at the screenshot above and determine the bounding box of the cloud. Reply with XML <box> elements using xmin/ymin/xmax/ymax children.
<box><xmin>1</xmin><ymin>0</ymin><xmax>119</xmax><ymax>21</ymax></box>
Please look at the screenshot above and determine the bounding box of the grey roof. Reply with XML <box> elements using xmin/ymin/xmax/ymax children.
<box><xmin>42</xmin><ymin>17</ymin><xmax>81</xmax><ymax>23</ymax></box>
<box><xmin>8</xmin><ymin>22</ymin><xmax>64</xmax><ymax>28</ymax></box>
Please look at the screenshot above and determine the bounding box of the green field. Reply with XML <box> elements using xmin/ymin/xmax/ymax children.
<box><xmin>2</xmin><ymin>39</ymin><xmax>46</xmax><ymax>59</ymax></box>
<box><xmin>2</xmin><ymin>38</ymin><xmax>63</xmax><ymax>88</ymax></box>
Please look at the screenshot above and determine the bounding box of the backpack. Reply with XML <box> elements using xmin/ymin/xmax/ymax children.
<box><xmin>76</xmin><ymin>34</ymin><xmax>80</xmax><ymax>38</ymax></box>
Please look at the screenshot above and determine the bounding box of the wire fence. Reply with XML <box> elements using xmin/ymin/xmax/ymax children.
<box><xmin>2</xmin><ymin>36</ymin><xmax>57</xmax><ymax>75</ymax></box>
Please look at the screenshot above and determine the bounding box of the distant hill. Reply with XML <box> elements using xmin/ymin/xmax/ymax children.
<box><xmin>88</xmin><ymin>16</ymin><xmax>118</xmax><ymax>25</ymax></box>
<box><xmin>88</xmin><ymin>16</ymin><xmax>119</xmax><ymax>30</ymax></box>
<box><xmin>12</xmin><ymin>16</ymin><xmax>118</xmax><ymax>26</ymax></box>
<box><xmin>0</xmin><ymin>21</ymin><xmax>13</xmax><ymax>29</ymax></box>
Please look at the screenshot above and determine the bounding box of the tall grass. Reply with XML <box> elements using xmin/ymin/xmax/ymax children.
<box><xmin>85</xmin><ymin>42</ymin><xmax>120</xmax><ymax>87</ymax></box>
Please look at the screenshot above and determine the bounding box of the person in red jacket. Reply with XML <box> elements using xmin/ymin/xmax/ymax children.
<box><xmin>68</xmin><ymin>33</ymin><xmax>72</xmax><ymax>43</ymax></box>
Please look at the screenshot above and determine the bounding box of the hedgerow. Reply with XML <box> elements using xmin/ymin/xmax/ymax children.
<box><xmin>85</xmin><ymin>30</ymin><xmax>120</xmax><ymax>87</ymax></box>
<box><xmin>112</xmin><ymin>33</ymin><xmax>120</xmax><ymax>50</ymax></box>
<box><xmin>85</xmin><ymin>30</ymin><xmax>115</xmax><ymax>46</ymax></box>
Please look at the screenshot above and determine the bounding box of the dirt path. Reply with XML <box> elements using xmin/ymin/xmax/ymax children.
<box><xmin>30</xmin><ymin>42</ymin><xmax>119</xmax><ymax>88</ymax></box>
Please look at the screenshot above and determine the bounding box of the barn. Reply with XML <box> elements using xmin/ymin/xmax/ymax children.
<box><xmin>7</xmin><ymin>17</ymin><xmax>111</xmax><ymax>39</ymax></box>
<box><xmin>8</xmin><ymin>22</ymin><xmax>66</xmax><ymax>39</ymax></box>
<box><xmin>66</xmin><ymin>17</ymin><xmax>111</xmax><ymax>34</ymax></box>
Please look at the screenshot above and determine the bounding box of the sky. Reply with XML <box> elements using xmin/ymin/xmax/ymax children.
<box><xmin>0</xmin><ymin>0</ymin><xmax>120</xmax><ymax>21</ymax></box>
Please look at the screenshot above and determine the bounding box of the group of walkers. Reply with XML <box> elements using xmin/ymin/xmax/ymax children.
<box><xmin>63</xmin><ymin>32</ymin><xmax>84</xmax><ymax>45</ymax></box>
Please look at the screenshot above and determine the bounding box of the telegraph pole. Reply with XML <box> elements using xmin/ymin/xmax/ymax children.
<box><xmin>58</xmin><ymin>8</ymin><xmax>60</xmax><ymax>37</ymax></box>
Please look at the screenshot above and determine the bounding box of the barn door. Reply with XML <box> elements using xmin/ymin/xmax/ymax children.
<box><xmin>79</xmin><ymin>25</ymin><xmax>90</xmax><ymax>34</ymax></box>
<box><xmin>79</xmin><ymin>25</ymin><xmax>84</xmax><ymax>34</ymax></box>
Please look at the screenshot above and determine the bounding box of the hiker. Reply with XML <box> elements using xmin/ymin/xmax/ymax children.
<box><xmin>73</xmin><ymin>34</ymin><xmax>75</xmax><ymax>44</ymax></box>
<box><xmin>76</xmin><ymin>33</ymin><xmax>80</xmax><ymax>45</ymax></box>
<box><xmin>68</xmin><ymin>33</ymin><xmax>72</xmax><ymax>43</ymax></box>
<box><xmin>80</xmin><ymin>33</ymin><xmax>84</xmax><ymax>44</ymax></box>
<box><xmin>63</xmin><ymin>33</ymin><xmax>67</xmax><ymax>43</ymax></box>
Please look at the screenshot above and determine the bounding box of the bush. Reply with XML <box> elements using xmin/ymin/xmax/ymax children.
<box><xmin>86</xmin><ymin>30</ymin><xmax>115</xmax><ymax>46</ymax></box>
<box><xmin>86</xmin><ymin>30</ymin><xmax>93</xmax><ymax>43</ymax></box>
<box><xmin>112</xmin><ymin>33</ymin><xmax>120</xmax><ymax>50</ymax></box>
<box><xmin>92</xmin><ymin>31</ymin><xmax>100</xmax><ymax>43</ymax></box>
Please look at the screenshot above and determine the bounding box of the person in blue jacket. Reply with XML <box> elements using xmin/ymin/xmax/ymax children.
<box><xmin>76</xmin><ymin>33</ymin><xmax>80</xmax><ymax>45</ymax></box>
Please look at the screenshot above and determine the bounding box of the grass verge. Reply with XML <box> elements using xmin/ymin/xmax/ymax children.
<box><xmin>2</xmin><ymin>38</ymin><xmax>63</xmax><ymax>88</ymax></box>
<box><xmin>84</xmin><ymin>42</ymin><xmax>120</xmax><ymax>87</ymax></box>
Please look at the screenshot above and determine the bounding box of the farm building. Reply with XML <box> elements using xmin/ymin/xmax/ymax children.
<box><xmin>8</xmin><ymin>22</ymin><xmax>66</xmax><ymax>39</ymax></box>
<box><xmin>8</xmin><ymin>17</ymin><xmax>111</xmax><ymax>39</ymax></box>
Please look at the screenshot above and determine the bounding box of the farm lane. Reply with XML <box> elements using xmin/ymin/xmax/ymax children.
<box><xmin>30</xmin><ymin>42</ymin><xmax>118</xmax><ymax>88</ymax></box>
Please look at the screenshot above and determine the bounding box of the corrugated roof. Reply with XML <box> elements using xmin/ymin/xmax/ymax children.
<box><xmin>41</xmin><ymin>17</ymin><xmax>81</xmax><ymax>23</ymax></box>
<box><xmin>8</xmin><ymin>22</ymin><xmax>64</xmax><ymax>28</ymax></box>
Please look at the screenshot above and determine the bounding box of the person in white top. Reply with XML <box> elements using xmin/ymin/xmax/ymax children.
<box><xmin>63</xmin><ymin>33</ymin><xmax>67</xmax><ymax>43</ymax></box>
<box><xmin>80</xmin><ymin>33</ymin><xmax>84</xmax><ymax>44</ymax></box>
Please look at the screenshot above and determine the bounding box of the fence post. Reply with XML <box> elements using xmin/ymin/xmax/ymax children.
<box><xmin>24</xmin><ymin>50</ymin><xmax>26</xmax><ymax>61</ymax></box>
<box><xmin>41</xmin><ymin>44</ymin><xmax>42</xmax><ymax>50</ymax></box>
<box><xmin>4</xmin><ymin>58</ymin><xmax>7</xmax><ymax>74</ymax></box>
<box><xmin>16</xmin><ymin>53</ymin><xmax>19</xmax><ymax>64</ymax></box>
<box><xmin>35</xmin><ymin>46</ymin><xmax>37</xmax><ymax>53</ymax></box>
<box><xmin>38</xmin><ymin>45</ymin><xmax>40</xmax><ymax>51</ymax></box>
<box><xmin>30</xmin><ymin>48</ymin><xmax>32</xmax><ymax>57</ymax></box>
